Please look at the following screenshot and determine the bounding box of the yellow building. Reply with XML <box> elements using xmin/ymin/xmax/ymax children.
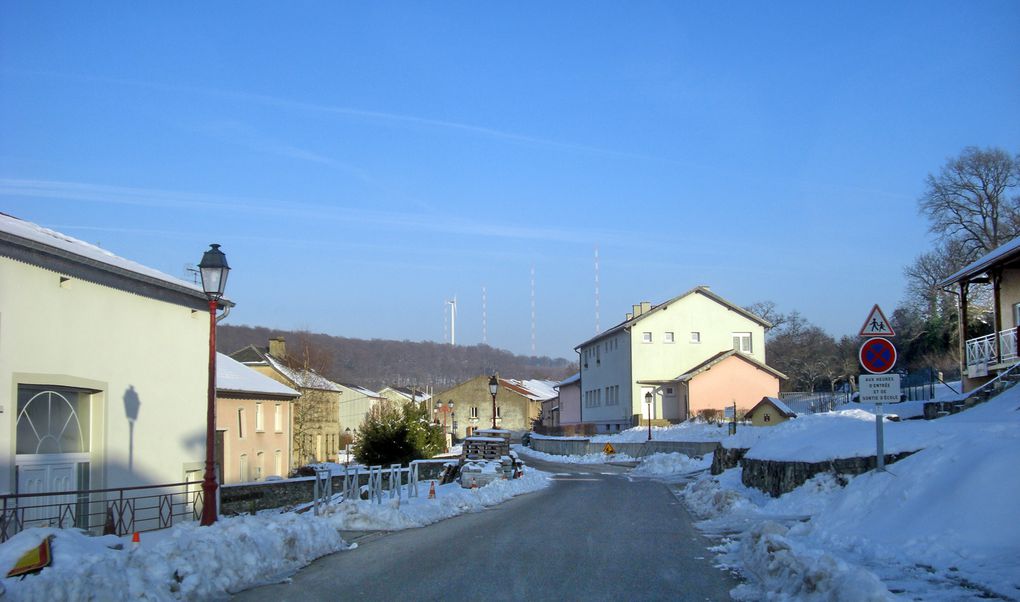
<box><xmin>1</xmin><ymin>213</ymin><xmax>228</xmax><ymax>500</ymax></box>
<box><xmin>746</xmin><ymin>397</ymin><xmax>797</xmax><ymax>427</ymax></box>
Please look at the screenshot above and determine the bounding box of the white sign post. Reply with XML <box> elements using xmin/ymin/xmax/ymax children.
<box><xmin>859</xmin><ymin>304</ymin><xmax>897</xmax><ymax>472</ymax></box>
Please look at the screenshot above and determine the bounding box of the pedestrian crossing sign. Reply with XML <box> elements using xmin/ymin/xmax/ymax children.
<box><xmin>859</xmin><ymin>304</ymin><xmax>895</xmax><ymax>337</ymax></box>
<box><xmin>603</xmin><ymin>443</ymin><xmax>616</xmax><ymax>455</ymax></box>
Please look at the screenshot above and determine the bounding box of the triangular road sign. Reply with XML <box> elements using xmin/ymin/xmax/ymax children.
<box><xmin>603</xmin><ymin>443</ymin><xmax>616</xmax><ymax>455</ymax></box>
<box><xmin>859</xmin><ymin>304</ymin><xmax>895</xmax><ymax>337</ymax></box>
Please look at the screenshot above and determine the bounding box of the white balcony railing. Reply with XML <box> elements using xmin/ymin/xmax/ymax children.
<box><xmin>966</xmin><ymin>329</ymin><xmax>1019</xmax><ymax>366</ymax></box>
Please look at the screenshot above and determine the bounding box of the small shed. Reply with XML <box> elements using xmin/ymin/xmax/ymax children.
<box><xmin>746</xmin><ymin>397</ymin><xmax>796</xmax><ymax>427</ymax></box>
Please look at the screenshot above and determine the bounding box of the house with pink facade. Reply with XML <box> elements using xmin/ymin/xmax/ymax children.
<box><xmin>574</xmin><ymin>287</ymin><xmax>785</xmax><ymax>433</ymax></box>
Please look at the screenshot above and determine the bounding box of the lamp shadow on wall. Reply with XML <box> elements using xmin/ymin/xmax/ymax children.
<box><xmin>123</xmin><ymin>386</ymin><xmax>141</xmax><ymax>473</ymax></box>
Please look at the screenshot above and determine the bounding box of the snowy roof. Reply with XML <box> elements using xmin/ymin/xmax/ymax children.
<box><xmin>216</xmin><ymin>353</ymin><xmax>299</xmax><ymax>398</ymax></box>
<box><xmin>673</xmin><ymin>350</ymin><xmax>787</xmax><ymax>382</ymax></box>
<box><xmin>0</xmin><ymin>212</ymin><xmax>231</xmax><ymax>306</ymax></box>
<box><xmin>940</xmin><ymin>236</ymin><xmax>1020</xmax><ymax>286</ymax></box>
<box><xmin>230</xmin><ymin>344</ymin><xmax>341</xmax><ymax>392</ymax></box>
<box><xmin>339</xmin><ymin>383</ymin><xmax>382</xmax><ymax>398</ymax></box>
<box><xmin>556</xmin><ymin>372</ymin><xmax>581</xmax><ymax>388</ymax></box>
<box><xmin>574</xmin><ymin>286</ymin><xmax>770</xmax><ymax>350</ymax></box>
<box><xmin>381</xmin><ymin>386</ymin><xmax>432</xmax><ymax>403</ymax></box>
<box><xmin>749</xmin><ymin>396</ymin><xmax>797</xmax><ymax>418</ymax></box>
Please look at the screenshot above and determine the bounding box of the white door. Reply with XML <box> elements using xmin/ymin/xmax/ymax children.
<box><xmin>17</xmin><ymin>461</ymin><xmax>76</xmax><ymax>527</ymax></box>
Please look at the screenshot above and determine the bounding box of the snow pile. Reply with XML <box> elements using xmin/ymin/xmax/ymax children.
<box><xmin>630</xmin><ymin>452</ymin><xmax>711</xmax><ymax>477</ymax></box>
<box><xmin>0</xmin><ymin>512</ymin><xmax>348</xmax><ymax>600</ymax></box>
<box><xmin>1</xmin><ymin>469</ymin><xmax>551</xmax><ymax>600</ymax></box>
<box><xmin>681</xmin><ymin>384</ymin><xmax>1020</xmax><ymax>600</ymax></box>
<box><xmin>322</xmin><ymin>468</ymin><xmax>550</xmax><ymax>531</ymax></box>
<box><xmin>514</xmin><ymin>444</ymin><xmax>636</xmax><ymax>464</ymax></box>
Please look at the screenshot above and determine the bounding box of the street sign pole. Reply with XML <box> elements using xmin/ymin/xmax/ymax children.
<box><xmin>859</xmin><ymin>304</ymin><xmax>896</xmax><ymax>473</ymax></box>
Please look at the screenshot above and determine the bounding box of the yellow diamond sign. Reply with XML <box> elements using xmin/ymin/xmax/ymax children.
<box><xmin>603</xmin><ymin>443</ymin><xmax>616</xmax><ymax>455</ymax></box>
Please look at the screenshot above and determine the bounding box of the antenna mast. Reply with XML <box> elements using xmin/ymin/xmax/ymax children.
<box><xmin>530</xmin><ymin>266</ymin><xmax>536</xmax><ymax>355</ymax></box>
<box><xmin>594</xmin><ymin>246</ymin><xmax>601</xmax><ymax>334</ymax></box>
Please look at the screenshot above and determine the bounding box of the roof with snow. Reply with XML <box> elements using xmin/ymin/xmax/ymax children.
<box><xmin>748</xmin><ymin>396</ymin><xmax>797</xmax><ymax>418</ymax></box>
<box><xmin>338</xmin><ymin>383</ymin><xmax>382</xmax><ymax>398</ymax></box>
<box><xmin>380</xmin><ymin>386</ymin><xmax>432</xmax><ymax>403</ymax></box>
<box><xmin>940</xmin><ymin>236</ymin><xmax>1020</xmax><ymax>287</ymax></box>
<box><xmin>556</xmin><ymin>372</ymin><xmax>581</xmax><ymax>388</ymax></box>
<box><xmin>574</xmin><ymin>286</ymin><xmax>770</xmax><ymax>350</ymax></box>
<box><xmin>217</xmin><ymin>353</ymin><xmax>300</xmax><ymax>398</ymax></box>
<box><xmin>499</xmin><ymin>378</ymin><xmax>558</xmax><ymax>401</ymax></box>
<box><xmin>0</xmin><ymin>212</ymin><xmax>232</xmax><ymax>308</ymax></box>
<box><xmin>229</xmin><ymin>344</ymin><xmax>342</xmax><ymax>392</ymax></box>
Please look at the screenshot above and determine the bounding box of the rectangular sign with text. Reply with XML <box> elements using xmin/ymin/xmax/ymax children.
<box><xmin>859</xmin><ymin>374</ymin><xmax>902</xmax><ymax>403</ymax></box>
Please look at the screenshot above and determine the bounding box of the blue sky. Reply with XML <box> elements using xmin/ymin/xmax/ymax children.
<box><xmin>2</xmin><ymin>2</ymin><xmax>1018</xmax><ymax>358</ymax></box>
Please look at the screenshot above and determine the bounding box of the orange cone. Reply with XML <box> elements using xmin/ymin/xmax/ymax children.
<box><xmin>131</xmin><ymin>532</ymin><xmax>140</xmax><ymax>548</ymax></box>
<box><xmin>470</xmin><ymin>478</ymin><xmax>477</xmax><ymax>490</ymax></box>
<box><xmin>428</xmin><ymin>481</ymin><xmax>436</xmax><ymax>499</ymax></box>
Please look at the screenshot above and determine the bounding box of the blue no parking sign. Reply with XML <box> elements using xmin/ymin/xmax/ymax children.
<box><xmin>859</xmin><ymin>337</ymin><xmax>897</xmax><ymax>374</ymax></box>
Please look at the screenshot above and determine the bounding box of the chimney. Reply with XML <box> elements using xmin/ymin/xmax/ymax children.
<box><xmin>269</xmin><ymin>337</ymin><xmax>287</xmax><ymax>359</ymax></box>
<box><xmin>626</xmin><ymin>312</ymin><xmax>633</xmax><ymax>321</ymax></box>
<box><xmin>640</xmin><ymin>301</ymin><xmax>651</xmax><ymax>314</ymax></box>
<box><xmin>632</xmin><ymin>304</ymin><xmax>642</xmax><ymax>318</ymax></box>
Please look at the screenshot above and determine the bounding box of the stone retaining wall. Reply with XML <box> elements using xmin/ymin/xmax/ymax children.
<box><xmin>740</xmin><ymin>451</ymin><xmax>917</xmax><ymax>497</ymax></box>
<box><xmin>220</xmin><ymin>460</ymin><xmax>449</xmax><ymax>515</ymax></box>
<box><xmin>710</xmin><ymin>447</ymin><xmax>748</xmax><ymax>475</ymax></box>
<box><xmin>530</xmin><ymin>438</ymin><xmax>720</xmax><ymax>459</ymax></box>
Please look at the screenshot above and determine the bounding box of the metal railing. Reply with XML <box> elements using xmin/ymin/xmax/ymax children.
<box><xmin>966</xmin><ymin>329</ymin><xmax>1018</xmax><ymax>366</ymax></box>
<box><xmin>0</xmin><ymin>481</ymin><xmax>205</xmax><ymax>543</ymax></box>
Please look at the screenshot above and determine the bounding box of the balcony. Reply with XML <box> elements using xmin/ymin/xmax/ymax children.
<box><xmin>966</xmin><ymin>328</ymin><xmax>1019</xmax><ymax>367</ymax></box>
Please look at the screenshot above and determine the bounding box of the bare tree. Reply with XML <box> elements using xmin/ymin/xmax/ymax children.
<box><xmin>284</xmin><ymin>332</ymin><xmax>340</xmax><ymax>466</ymax></box>
<box><xmin>919</xmin><ymin>146</ymin><xmax>1020</xmax><ymax>260</ymax></box>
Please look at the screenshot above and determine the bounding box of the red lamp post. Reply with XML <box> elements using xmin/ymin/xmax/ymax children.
<box><xmin>488</xmin><ymin>375</ymin><xmax>499</xmax><ymax>429</ymax></box>
<box><xmin>434</xmin><ymin>400</ymin><xmax>454</xmax><ymax>453</ymax></box>
<box><xmin>198</xmin><ymin>244</ymin><xmax>229</xmax><ymax>526</ymax></box>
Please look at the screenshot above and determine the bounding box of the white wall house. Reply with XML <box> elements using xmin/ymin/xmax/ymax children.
<box><xmin>574</xmin><ymin>287</ymin><xmax>776</xmax><ymax>432</ymax></box>
<box><xmin>0</xmin><ymin>214</ymin><xmax>227</xmax><ymax>500</ymax></box>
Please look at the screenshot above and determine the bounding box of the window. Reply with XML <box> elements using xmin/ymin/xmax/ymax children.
<box><xmin>237</xmin><ymin>408</ymin><xmax>246</xmax><ymax>439</ymax></box>
<box><xmin>665</xmin><ymin>387</ymin><xmax>674</xmax><ymax>395</ymax></box>
<box><xmin>255</xmin><ymin>403</ymin><xmax>264</xmax><ymax>432</ymax></box>
<box><xmin>664</xmin><ymin>332</ymin><xmax>675</xmax><ymax>343</ymax></box>
<box><xmin>16</xmin><ymin>385</ymin><xmax>92</xmax><ymax>454</ymax></box>
<box><xmin>256</xmin><ymin>451</ymin><xmax>264</xmax><ymax>481</ymax></box>
<box><xmin>470</xmin><ymin>406</ymin><xmax>479</xmax><ymax>419</ymax></box>
<box><xmin>690</xmin><ymin>331</ymin><xmax>701</xmax><ymax>343</ymax></box>
<box><xmin>733</xmin><ymin>332</ymin><xmax>752</xmax><ymax>353</ymax></box>
<box><xmin>764</xmin><ymin>413</ymin><xmax>771</xmax><ymax>423</ymax></box>
<box><xmin>274</xmin><ymin>403</ymin><xmax>283</xmax><ymax>433</ymax></box>
<box><xmin>495</xmin><ymin>406</ymin><xmax>502</xmax><ymax>418</ymax></box>
<box><xmin>642</xmin><ymin>332</ymin><xmax>652</xmax><ymax>343</ymax></box>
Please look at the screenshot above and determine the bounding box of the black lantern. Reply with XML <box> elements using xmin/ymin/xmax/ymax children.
<box><xmin>198</xmin><ymin>244</ymin><xmax>230</xmax><ymax>300</ymax></box>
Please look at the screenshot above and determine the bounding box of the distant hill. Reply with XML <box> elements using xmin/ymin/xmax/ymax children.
<box><xmin>217</xmin><ymin>324</ymin><xmax>578</xmax><ymax>392</ymax></box>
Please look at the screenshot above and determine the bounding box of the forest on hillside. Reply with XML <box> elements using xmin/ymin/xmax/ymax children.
<box><xmin>217</xmin><ymin>324</ymin><xmax>578</xmax><ymax>392</ymax></box>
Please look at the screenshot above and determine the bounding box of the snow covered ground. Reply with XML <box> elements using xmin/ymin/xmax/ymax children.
<box><xmin>0</xmin><ymin>468</ymin><xmax>551</xmax><ymax>600</ymax></box>
<box><xmin>524</xmin><ymin>383</ymin><xmax>1018</xmax><ymax>600</ymax></box>
<box><xmin>514</xmin><ymin>443</ymin><xmax>638</xmax><ymax>464</ymax></box>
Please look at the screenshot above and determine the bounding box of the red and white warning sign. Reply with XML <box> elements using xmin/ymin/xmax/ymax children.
<box><xmin>859</xmin><ymin>304</ymin><xmax>895</xmax><ymax>337</ymax></box>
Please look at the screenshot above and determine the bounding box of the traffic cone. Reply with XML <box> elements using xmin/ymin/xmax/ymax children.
<box><xmin>131</xmin><ymin>532</ymin><xmax>140</xmax><ymax>549</ymax></box>
<box><xmin>470</xmin><ymin>478</ymin><xmax>477</xmax><ymax>490</ymax></box>
<box><xmin>428</xmin><ymin>481</ymin><xmax>436</xmax><ymax>499</ymax></box>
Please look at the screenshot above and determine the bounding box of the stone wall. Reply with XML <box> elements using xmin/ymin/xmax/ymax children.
<box><xmin>220</xmin><ymin>459</ymin><xmax>449</xmax><ymax>515</ymax></box>
<box><xmin>530</xmin><ymin>437</ymin><xmax>720</xmax><ymax>459</ymax></box>
<box><xmin>740</xmin><ymin>451</ymin><xmax>917</xmax><ymax>497</ymax></box>
<box><xmin>710</xmin><ymin>446</ymin><xmax>748</xmax><ymax>475</ymax></box>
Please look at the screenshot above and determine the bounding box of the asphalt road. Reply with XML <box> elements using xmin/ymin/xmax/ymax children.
<box><xmin>234</xmin><ymin>457</ymin><xmax>739</xmax><ymax>601</ymax></box>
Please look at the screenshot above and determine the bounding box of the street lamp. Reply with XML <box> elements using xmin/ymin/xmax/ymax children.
<box><xmin>198</xmin><ymin>244</ymin><xmax>229</xmax><ymax>526</ymax></box>
<box><xmin>644</xmin><ymin>391</ymin><xmax>653</xmax><ymax>441</ymax></box>
<box><xmin>488</xmin><ymin>375</ymin><xmax>499</xmax><ymax>429</ymax></box>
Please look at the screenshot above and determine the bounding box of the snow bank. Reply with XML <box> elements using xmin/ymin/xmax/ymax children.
<box><xmin>0</xmin><ymin>470</ymin><xmax>552</xmax><ymax>600</ymax></box>
<box><xmin>0</xmin><ymin>512</ymin><xmax>348</xmax><ymax>601</ymax></box>
<box><xmin>630</xmin><ymin>452</ymin><xmax>711</xmax><ymax>477</ymax></box>
<box><xmin>680</xmin><ymin>383</ymin><xmax>1020</xmax><ymax>600</ymax></box>
<box><xmin>514</xmin><ymin>444</ymin><xmax>636</xmax><ymax>464</ymax></box>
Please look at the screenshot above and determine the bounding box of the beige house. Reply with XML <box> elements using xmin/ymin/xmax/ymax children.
<box><xmin>746</xmin><ymin>397</ymin><xmax>797</xmax><ymax>427</ymax></box>
<box><xmin>1</xmin><ymin>214</ymin><xmax>227</xmax><ymax>500</ymax></box>
<box><xmin>336</xmin><ymin>382</ymin><xmax>384</xmax><ymax>436</ymax></box>
<box><xmin>216</xmin><ymin>353</ymin><xmax>299</xmax><ymax>483</ymax></box>
<box><xmin>941</xmin><ymin>237</ymin><xmax>1020</xmax><ymax>391</ymax></box>
<box><xmin>433</xmin><ymin>376</ymin><xmax>555</xmax><ymax>439</ymax></box>
<box><xmin>378</xmin><ymin>385</ymin><xmax>431</xmax><ymax>405</ymax></box>
<box><xmin>574</xmin><ymin>287</ymin><xmax>784</xmax><ymax>433</ymax></box>
<box><xmin>230</xmin><ymin>338</ymin><xmax>342</xmax><ymax>467</ymax></box>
